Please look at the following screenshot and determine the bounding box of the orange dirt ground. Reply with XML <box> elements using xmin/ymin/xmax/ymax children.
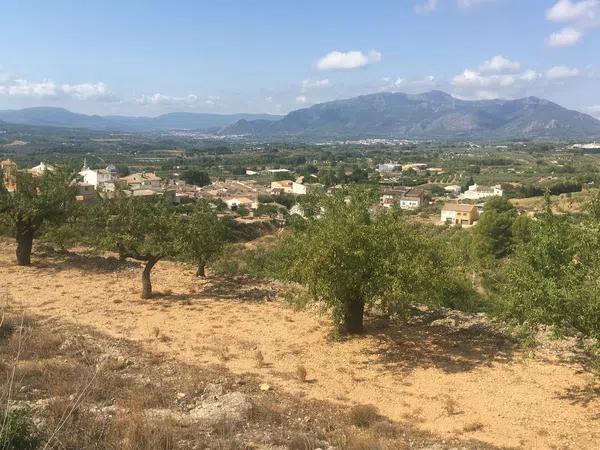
<box><xmin>1</xmin><ymin>243</ymin><xmax>599</xmax><ymax>449</ymax></box>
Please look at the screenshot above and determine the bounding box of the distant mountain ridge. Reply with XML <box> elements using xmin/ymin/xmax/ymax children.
<box><xmin>0</xmin><ymin>107</ymin><xmax>281</xmax><ymax>132</ymax></box>
<box><xmin>1</xmin><ymin>91</ymin><xmax>600</xmax><ymax>140</ymax></box>
<box><xmin>222</xmin><ymin>91</ymin><xmax>600</xmax><ymax>140</ymax></box>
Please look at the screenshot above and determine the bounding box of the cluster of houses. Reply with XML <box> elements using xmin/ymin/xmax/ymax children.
<box><xmin>270</xmin><ymin>177</ymin><xmax>322</xmax><ymax>196</ymax></box>
<box><xmin>380</xmin><ymin>187</ymin><xmax>425</xmax><ymax>210</ymax></box>
<box><xmin>78</xmin><ymin>160</ymin><xmax>174</xmax><ymax>203</ymax></box>
<box><xmin>2</xmin><ymin>157</ymin><xmax>502</xmax><ymax>227</ymax></box>
<box><xmin>377</xmin><ymin>162</ymin><xmax>444</xmax><ymax>174</ymax></box>
<box><xmin>1</xmin><ymin>159</ymin><xmax>175</xmax><ymax>204</ymax></box>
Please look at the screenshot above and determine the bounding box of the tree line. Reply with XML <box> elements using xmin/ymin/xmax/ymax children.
<box><xmin>3</xmin><ymin>165</ymin><xmax>600</xmax><ymax>342</ymax></box>
<box><xmin>0</xmin><ymin>168</ymin><xmax>227</xmax><ymax>299</ymax></box>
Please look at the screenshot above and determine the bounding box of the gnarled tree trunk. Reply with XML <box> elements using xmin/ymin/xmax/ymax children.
<box><xmin>16</xmin><ymin>226</ymin><xmax>34</xmax><ymax>266</ymax></box>
<box><xmin>141</xmin><ymin>257</ymin><xmax>160</xmax><ymax>299</ymax></box>
<box><xmin>342</xmin><ymin>298</ymin><xmax>365</xmax><ymax>334</ymax></box>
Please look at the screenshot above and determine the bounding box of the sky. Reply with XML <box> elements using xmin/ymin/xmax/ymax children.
<box><xmin>0</xmin><ymin>0</ymin><xmax>599</xmax><ymax>118</ymax></box>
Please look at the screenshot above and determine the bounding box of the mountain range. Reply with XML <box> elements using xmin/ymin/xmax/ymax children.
<box><xmin>222</xmin><ymin>91</ymin><xmax>600</xmax><ymax>140</ymax></box>
<box><xmin>0</xmin><ymin>107</ymin><xmax>281</xmax><ymax>133</ymax></box>
<box><xmin>1</xmin><ymin>91</ymin><xmax>600</xmax><ymax>140</ymax></box>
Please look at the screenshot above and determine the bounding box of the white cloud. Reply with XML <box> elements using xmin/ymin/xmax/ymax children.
<box><xmin>301</xmin><ymin>79</ymin><xmax>330</xmax><ymax>92</ymax></box>
<box><xmin>546</xmin><ymin>1</ymin><xmax>600</xmax><ymax>47</ymax></box>
<box><xmin>61</xmin><ymin>82</ymin><xmax>112</xmax><ymax>100</ymax></box>
<box><xmin>451</xmin><ymin>57</ymin><xmax>540</xmax><ymax>100</ymax></box>
<box><xmin>584</xmin><ymin>105</ymin><xmax>600</xmax><ymax>117</ymax></box>
<box><xmin>546</xmin><ymin>65</ymin><xmax>580</xmax><ymax>80</ymax></box>
<box><xmin>316</xmin><ymin>50</ymin><xmax>382</xmax><ymax>71</ymax></box>
<box><xmin>547</xmin><ymin>27</ymin><xmax>583</xmax><ymax>46</ymax></box>
<box><xmin>295</xmin><ymin>95</ymin><xmax>308</xmax><ymax>104</ymax></box>
<box><xmin>415</xmin><ymin>0</ymin><xmax>439</xmax><ymax>15</ymax></box>
<box><xmin>381</xmin><ymin>75</ymin><xmax>439</xmax><ymax>93</ymax></box>
<box><xmin>0</xmin><ymin>77</ymin><xmax>115</xmax><ymax>101</ymax></box>
<box><xmin>479</xmin><ymin>55</ymin><xmax>521</xmax><ymax>74</ymax></box>
<box><xmin>547</xmin><ymin>0</ymin><xmax>599</xmax><ymax>22</ymax></box>
<box><xmin>136</xmin><ymin>93</ymin><xmax>200</xmax><ymax>106</ymax></box>
<box><xmin>457</xmin><ymin>0</ymin><xmax>495</xmax><ymax>8</ymax></box>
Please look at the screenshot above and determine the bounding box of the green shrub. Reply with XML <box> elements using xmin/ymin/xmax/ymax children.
<box><xmin>0</xmin><ymin>407</ymin><xmax>40</xmax><ymax>450</ymax></box>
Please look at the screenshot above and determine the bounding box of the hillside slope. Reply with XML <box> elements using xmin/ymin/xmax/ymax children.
<box><xmin>222</xmin><ymin>91</ymin><xmax>600</xmax><ymax>140</ymax></box>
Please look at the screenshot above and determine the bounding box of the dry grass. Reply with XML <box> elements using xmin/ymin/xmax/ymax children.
<box><xmin>349</xmin><ymin>404</ymin><xmax>380</xmax><ymax>428</ymax></box>
<box><xmin>462</xmin><ymin>421</ymin><xmax>485</xmax><ymax>433</ymax></box>
<box><xmin>343</xmin><ymin>433</ymin><xmax>383</xmax><ymax>450</ymax></box>
<box><xmin>254</xmin><ymin>349</ymin><xmax>265</xmax><ymax>368</ymax></box>
<box><xmin>371</xmin><ymin>420</ymin><xmax>398</xmax><ymax>438</ymax></box>
<box><xmin>288</xmin><ymin>433</ymin><xmax>319</xmax><ymax>450</ymax></box>
<box><xmin>295</xmin><ymin>364</ymin><xmax>307</xmax><ymax>382</ymax></box>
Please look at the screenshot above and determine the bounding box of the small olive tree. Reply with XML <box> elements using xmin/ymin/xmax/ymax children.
<box><xmin>175</xmin><ymin>205</ymin><xmax>228</xmax><ymax>277</ymax></box>
<box><xmin>97</xmin><ymin>196</ymin><xmax>176</xmax><ymax>299</ymax></box>
<box><xmin>0</xmin><ymin>167</ymin><xmax>76</xmax><ymax>265</ymax></box>
<box><xmin>276</xmin><ymin>192</ymin><xmax>473</xmax><ymax>334</ymax></box>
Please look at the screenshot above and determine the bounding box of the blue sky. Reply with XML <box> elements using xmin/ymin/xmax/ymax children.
<box><xmin>0</xmin><ymin>0</ymin><xmax>599</xmax><ymax>117</ymax></box>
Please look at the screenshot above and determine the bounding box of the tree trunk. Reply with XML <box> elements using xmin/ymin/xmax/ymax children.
<box><xmin>16</xmin><ymin>228</ymin><xmax>34</xmax><ymax>266</ymax></box>
<box><xmin>141</xmin><ymin>257</ymin><xmax>159</xmax><ymax>299</ymax></box>
<box><xmin>196</xmin><ymin>260</ymin><xmax>206</xmax><ymax>278</ymax></box>
<box><xmin>342</xmin><ymin>299</ymin><xmax>365</xmax><ymax>334</ymax></box>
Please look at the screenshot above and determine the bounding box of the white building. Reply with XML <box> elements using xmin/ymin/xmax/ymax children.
<box><xmin>381</xmin><ymin>188</ymin><xmax>425</xmax><ymax>210</ymax></box>
<box><xmin>444</xmin><ymin>185</ymin><xmax>462</xmax><ymax>196</ymax></box>
<box><xmin>460</xmin><ymin>184</ymin><xmax>503</xmax><ymax>200</ymax></box>
<box><xmin>292</xmin><ymin>182</ymin><xmax>307</xmax><ymax>195</ymax></box>
<box><xmin>79</xmin><ymin>167</ymin><xmax>116</xmax><ymax>189</ymax></box>
<box><xmin>30</xmin><ymin>162</ymin><xmax>56</xmax><ymax>176</ymax></box>
<box><xmin>377</xmin><ymin>163</ymin><xmax>401</xmax><ymax>173</ymax></box>
<box><xmin>224</xmin><ymin>197</ymin><xmax>258</xmax><ymax>210</ymax></box>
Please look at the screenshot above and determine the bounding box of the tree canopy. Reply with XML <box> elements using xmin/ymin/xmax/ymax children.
<box><xmin>274</xmin><ymin>192</ymin><xmax>474</xmax><ymax>333</ymax></box>
<box><xmin>95</xmin><ymin>196</ymin><xmax>177</xmax><ymax>298</ymax></box>
<box><xmin>181</xmin><ymin>169</ymin><xmax>211</xmax><ymax>187</ymax></box>
<box><xmin>0</xmin><ymin>167</ymin><xmax>76</xmax><ymax>265</ymax></box>
<box><xmin>175</xmin><ymin>204</ymin><xmax>228</xmax><ymax>277</ymax></box>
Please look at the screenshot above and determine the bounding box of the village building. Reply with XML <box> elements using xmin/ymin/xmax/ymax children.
<box><xmin>402</xmin><ymin>163</ymin><xmax>428</xmax><ymax>172</ymax></box>
<box><xmin>377</xmin><ymin>163</ymin><xmax>401</xmax><ymax>173</ymax></box>
<box><xmin>224</xmin><ymin>196</ymin><xmax>258</xmax><ymax>210</ymax></box>
<box><xmin>271</xmin><ymin>180</ymin><xmax>294</xmax><ymax>195</ymax></box>
<box><xmin>381</xmin><ymin>188</ymin><xmax>425</xmax><ymax>210</ymax></box>
<box><xmin>441</xmin><ymin>203</ymin><xmax>479</xmax><ymax>226</ymax></box>
<box><xmin>121</xmin><ymin>172</ymin><xmax>163</xmax><ymax>190</ymax></box>
<box><xmin>460</xmin><ymin>184</ymin><xmax>503</xmax><ymax>200</ymax></box>
<box><xmin>290</xmin><ymin>176</ymin><xmax>322</xmax><ymax>195</ymax></box>
<box><xmin>75</xmin><ymin>183</ymin><xmax>97</xmax><ymax>204</ymax></box>
<box><xmin>444</xmin><ymin>185</ymin><xmax>462</xmax><ymax>196</ymax></box>
<box><xmin>79</xmin><ymin>161</ymin><xmax>117</xmax><ymax>190</ymax></box>
<box><xmin>29</xmin><ymin>162</ymin><xmax>56</xmax><ymax>176</ymax></box>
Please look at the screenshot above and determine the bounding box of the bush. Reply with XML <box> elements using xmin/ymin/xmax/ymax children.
<box><xmin>349</xmin><ymin>405</ymin><xmax>379</xmax><ymax>428</ymax></box>
<box><xmin>0</xmin><ymin>407</ymin><xmax>40</xmax><ymax>450</ymax></box>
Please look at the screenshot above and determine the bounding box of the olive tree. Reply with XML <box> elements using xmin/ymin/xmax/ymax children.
<box><xmin>175</xmin><ymin>205</ymin><xmax>228</xmax><ymax>277</ymax></box>
<box><xmin>97</xmin><ymin>196</ymin><xmax>176</xmax><ymax>299</ymax></box>
<box><xmin>494</xmin><ymin>210</ymin><xmax>600</xmax><ymax>338</ymax></box>
<box><xmin>0</xmin><ymin>168</ymin><xmax>76</xmax><ymax>266</ymax></box>
<box><xmin>276</xmin><ymin>192</ymin><xmax>473</xmax><ymax>334</ymax></box>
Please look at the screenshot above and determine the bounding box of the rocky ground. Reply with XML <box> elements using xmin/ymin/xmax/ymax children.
<box><xmin>1</xmin><ymin>310</ymin><xmax>502</xmax><ymax>449</ymax></box>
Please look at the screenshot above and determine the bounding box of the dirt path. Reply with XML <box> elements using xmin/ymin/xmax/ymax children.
<box><xmin>1</xmin><ymin>245</ymin><xmax>599</xmax><ymax>449</ymax></box>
